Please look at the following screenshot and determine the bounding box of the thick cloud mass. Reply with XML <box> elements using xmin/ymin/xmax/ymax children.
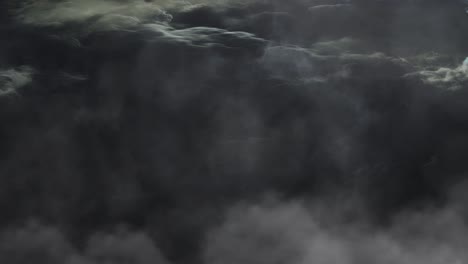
<box><xmin>2</xmin><ymin>0</ymin><xmax>468</xmax><ymax>263</ymax></box>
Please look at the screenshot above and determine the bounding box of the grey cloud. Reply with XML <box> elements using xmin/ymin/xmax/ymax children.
<box><xmin>308</xmin><ymin>3</ymin><xmax>352</xmax><ymax>11</ymax></box>
<box><xmin>15</xmin><ymin>0</ymin><xmax>171</xmax><ymax>27</ymax></box>
<box><xmin>0</xmin><ymin>224</ymin><xmax>170</xmax><ymax>264</ymax></box>
<box><xmin>2</xmin><ymin>1</ymin><xmax>468</xmax><ymax>264</ymax></box>
<box><xmin>0</xmin><ymin>66</ymin><xmax>34</xmax><ymax>96</ymax></box>
<box><xmin>0</xmin><ymin>222</ymin><xmax>76</xmax><ymax>264</ymax></box>
<box><xmin>261</xmin><ymin>40</ymin><xmax>409</xmax><ymax>82</ymax></box>
<box><xmin>204</xmin><ymin>198</ymin><xmax>468</xmax><ymax>264</ymax></box>
<box><xmin>143</xmin><ymin>25</ymin><xmax>267</xmax><ymax>50</ymax></box>
<box><xmin>413</xmin><ymin>57</ymin><xmax>468</xmax><ymax>90</ymax></box>
<box><xmin>82</xmin><ymin>230</ymin><xmax>169</xmax><ymax>264</ymax></box>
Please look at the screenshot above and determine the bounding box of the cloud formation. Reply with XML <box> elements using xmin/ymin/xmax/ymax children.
<box><xmin>2</xmin><ymin>0</ymin><xmax>468</xmax><ymax>264</ymax></box>
<box><xmin>0</xmin><ymin>67</ymin><xmax>34</xmax><ymax>96</ymax></box>
<box><xmin>0</xmin><ymin>223</ymin><xmax>169</xmax><ymax>264</ymax></box>
<box><xmin>204</xmin><ymin>198</ymin><xmax>468</xmax><ymax>264</ymax></box>
<box><xmin>416</xmin><ymin>57</ymin><xmax>468</xmax><ymax>90</ymax></box>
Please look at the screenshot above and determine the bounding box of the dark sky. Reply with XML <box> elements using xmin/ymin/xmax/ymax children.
<box><xmin>1</xmin><ymin>1</ymin><xmax>468</xmax><ymax>263</ymax></box>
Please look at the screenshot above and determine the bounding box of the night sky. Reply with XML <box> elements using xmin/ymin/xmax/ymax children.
<box><xmin>1</xmin><ymin>0</ymin><xmax>468</xmax><ymax>263</ymax></box>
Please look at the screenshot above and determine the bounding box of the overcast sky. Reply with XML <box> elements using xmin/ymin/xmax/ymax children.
<box><xmin>1</xmin><ymin>1</ymin><xmax>468</xmax><ymax>264</ymax></box>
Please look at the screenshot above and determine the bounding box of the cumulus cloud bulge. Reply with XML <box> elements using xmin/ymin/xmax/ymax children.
<box><xmin>3</xmin><ymin>0</ymin><xmax>468</xmax><ymax>263</ymax></box>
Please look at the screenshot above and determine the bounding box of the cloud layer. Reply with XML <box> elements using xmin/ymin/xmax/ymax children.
<box><xmin>2</xmin><ymin>0</ymin><xmax>468</xmax><ymax>263</ymax></box>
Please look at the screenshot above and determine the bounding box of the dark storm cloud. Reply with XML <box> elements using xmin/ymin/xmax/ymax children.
<box><xmin>2</xmin><ymin>0</ymin><xmax>468</xmax><ymax>263</ymax></box>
